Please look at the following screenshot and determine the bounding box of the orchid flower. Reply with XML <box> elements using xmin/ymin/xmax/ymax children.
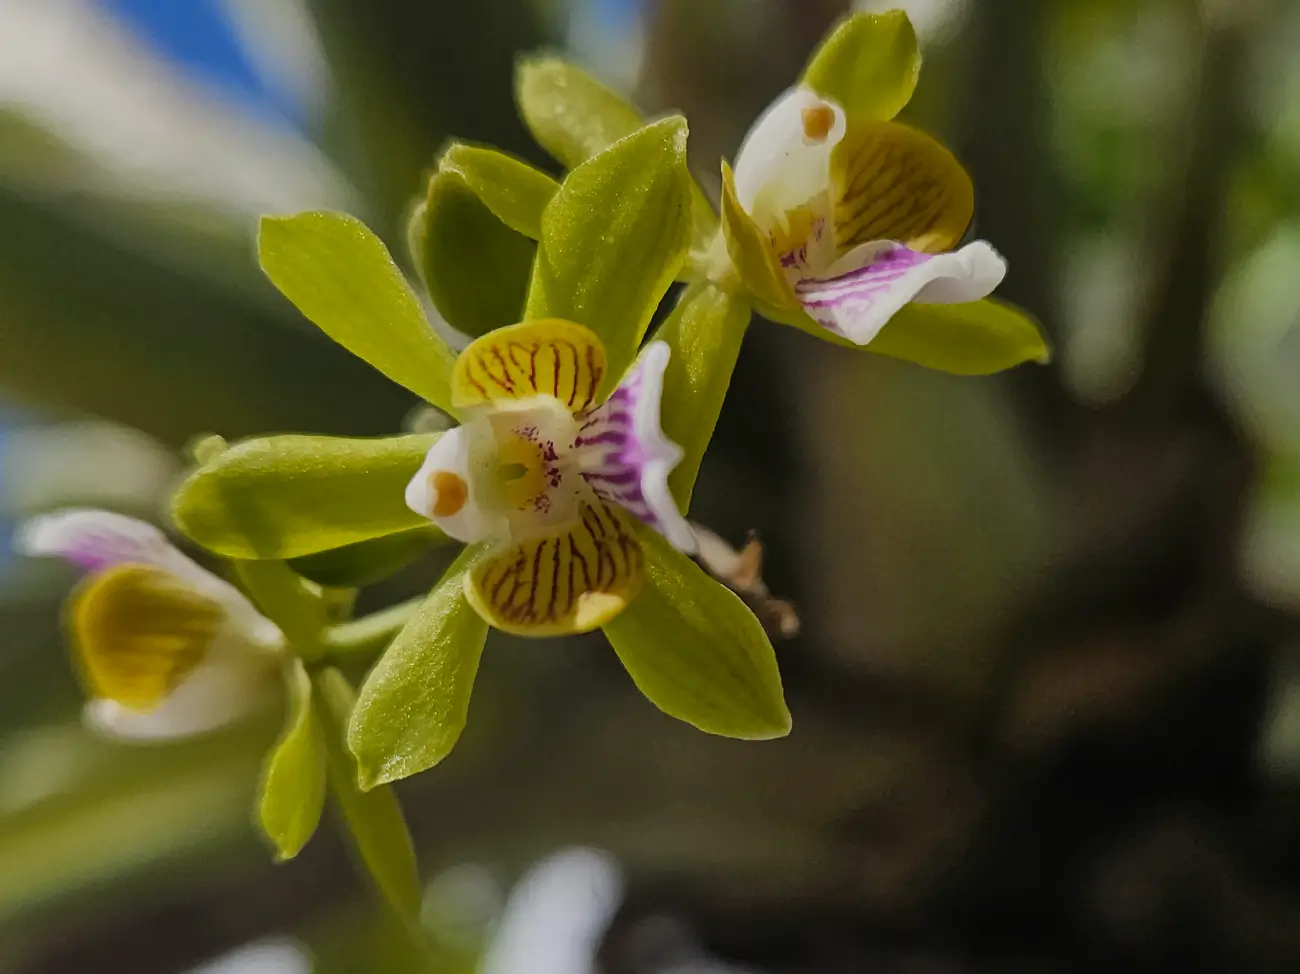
<box><xmin>16</xmin><ymin>509</ymin><xmax>282</xmax><ymax>740</ymax></box>
<box><xmin>716</xmin><ymin>11</ymin><xmax>1015</xmax><ymax>353</ymax></box>
<box><xmin>724</xmin><ymin>87</ymin><xmax>1004</xmax><ymax>346</ymax></box>
<box><xmin>405</xmin><ymin>318</ymin><xmax>696</xmax><ymax>636</ymax></box>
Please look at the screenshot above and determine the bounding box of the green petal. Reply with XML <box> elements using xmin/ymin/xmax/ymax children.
<box><xmin>603</xmin><ymin>528</ymin><xmax>790</xmax><ymax>740</ymax></box>
<box><xmin>438</xmin><ymin>142</ymin><xmax>559</xmax><ymax>239</ymax></box>
<box><xmin>317</xmin><ymin>668</ymin><xmax>423</xmax><ymax>923</ymax></box>
<box><xmin>525</xmin><ymin>117</ymin><xmax>692</xmax><ymax>384</ymax></box>
<box><xmin>347</xmin><ymin>546</ymin><xmax>489</xmax><ymax>788</ymax></box>
<box><xmin>259</xmin><ymin>212</ymin><xmax>458</xmax><ymax>414</ymax></box>
<box><xmin>719</xmin><ymin>162</ymin><xmax>798</xmax><ymax>313</ymax></box>
<box><xmin>653</xmin><ymin>282</ymin><xmax>752</xmax><ymax>510</ymax></box>
<box><xmin>515</xmin><ymin>55</ymin><xmax>717</xmax><ymax>242</ymax></box>
<box><xmin>172</xmin><ymin>434</ymin><xmax>440</xmax><ymax>560</ymax></box>
<box><xmin>802</xmin><ymin>10</ymin><xmax>921</xmax><ymax>122</ymax></box>
<box><xmin>411</xmin><ymin>171</ymin><xmax>535</xmax><ymax>339</ymax></box>
<box><xmin>256</xmin><ymin>659</ymin><xmax>327</xmax><ymax>862</ymax></box>
<box><xmin>288</xmin><ymin>527</ymin><xmax>442</xmax><ymax>589</ymax></box>
<box><xmin>868</xmin><ymin>298</ymin><xmax>1052</xmax><ymax>375</ymax></box>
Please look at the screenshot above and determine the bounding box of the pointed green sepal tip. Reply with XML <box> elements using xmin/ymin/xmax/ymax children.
<box><xmin>802</xmin><ymin>10</ymin><xmax>921</xmax><ymax>122</ymax></box>
<box><xmin>171</xmin><ymin>433</ymin><xmax>441</xmax><ymax>560</ymax></box>
<box><xmin>347</xmin><ymin>546</ymin><xmax>489</xmax><ymax>789</ymax></box>
<box><xmin>258</xmin><ymin>211</ymin><xmax>458</xmax><ymax>414</ymax></box>
<box><xmin>256</xmin><ymin>659</ymin><xmax>327</xmax><ymax>862</ymax></box>
<box><xmin>868</xmin><ymin>297</ymin><xmax>1053</xmax><ymax>375</ymax></box>
<box><xmin>604</xmin><ymin>528</ymin><xmax>791</xmax><ymax>740</ymax></box>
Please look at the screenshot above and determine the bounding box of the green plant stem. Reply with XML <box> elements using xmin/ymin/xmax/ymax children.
<box><xmin>309</xmin><ymin>597</ymin><xmax>425</xmax><ymax>660</ymax></box>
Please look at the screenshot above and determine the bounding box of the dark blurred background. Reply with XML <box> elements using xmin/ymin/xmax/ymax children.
<box><xmin>4</xmin><ymin>0</ymin><xmax>1300</xmax><ymax>971</ymax></box>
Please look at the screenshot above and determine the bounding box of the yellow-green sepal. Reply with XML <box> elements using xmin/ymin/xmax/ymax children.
<box><xmin>802</xmin><ymin>10</ymin><xmax>921</xmax><ymax>122</ymax></box>
<box><xmin>438</xmin><ymin>142</ymin><xmax>559</xmax><ymax>239</ymax></box>
<box><xmin>515</xmin><ymin>55</ymin><xmax>717</xmax><ymax>243</ymax></box>
<box><xmin>526</xmin><ymin>117</ymin><xmax>693</xmax><ymax>385</ymax></box>
<box><xmin>259</xmin><ymin>212</ymin><xmax>458</xmax><ymax>415</ymax></box>
<box><xmin>256</xmin><ymin>658</ymin><xmax>327</xmax><ymax>862</ymax></box>
<box><xmin>718</xmin><ymin>161</ymin><xmax>800</xmax><ymax>314</ymax></box>
<box><xmin>410</xmin><ymin>170</ymin><xmax>534</xmax><ymax>338</ymax></box>
<box><xmin>602</xmin><ymin>528</ymin><xmax>790</xmax><ymax>740</ymax></box>
<box><xmin>172</xmin><ymin>434</ymin><xmax>443</xmax><ymax>560</ymax></box>
<box><xmin>347</xmin><ymin>546</ymin><xmax>489</xmax><ymax>788</ymax></box>
<box><xmin>770</xmin><ymin>294</ymin><xmax>1051</xmax><ymax>374</ymax></box>
<box><xmin>871</xmin><ymin>299</ymin><xmax>1051</xmax><ymax>374</ymax></box>
<box><xmin>653</xmin><ymin>282</ymin><xmax>752</xmax><ymax>510</ymax></box>
<box><xmin>317</xmin><ymin>668</ymin><xmax>423</xmax><ymax>923</ymax></box>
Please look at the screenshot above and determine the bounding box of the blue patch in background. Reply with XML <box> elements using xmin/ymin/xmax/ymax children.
<box><xmin>96</xmin><ymin>0</ymin><xmax>303</xmax><ymax>126</ymax></box>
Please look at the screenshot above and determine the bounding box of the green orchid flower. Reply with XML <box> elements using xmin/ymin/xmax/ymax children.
<box><xmin>172</xmin><ymin>116</ymin><xmax>790</xmax><ymax>791</ymax></box>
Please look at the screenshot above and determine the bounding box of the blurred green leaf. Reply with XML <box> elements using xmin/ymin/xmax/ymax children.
<box><xmin>604</xmin><ymin>528</ymin><xmax>790</xmax><ymax>740</ymax></box>
<box><xmin>172</xmin><ymin>434</ymin><xmax>440</xmax><ymax>559</ymax></box>
<box><xmin>719</xmin><ymin>162</ymin><xmax>797</xmax><ymax>312</ymax></box>
<box><xmin>654</xmin><ymin>282</ymin><xmax>752</xmax><ymax>509</ymax></box>
<box><xmin>867</xmin><ymin>298</ymin><xmax>1052</xmax><ymax>374</ymax></box>
<box><xmin>317</xmin><ymin>668</ymin><xmax>423</xmax><ymax>923</ymax></box>
<box><xmin>348</xmin><ymin>546</ymin><xmax>489</xmax><ymax>788</ymax></box>
<box><xmin>439</xmin><ymin>142</ymin><xmax>559</xmax><ymax>239</ymax></box>
<box><xmin>259</xmin><ymin>212</ymin><xmax>458</xmax><ymax>413</ymax></box>
<box><xmin>257</xmin><ymin>659</ymin><xmax>327</xmax><ymax>862</ymax></box>
<box><xmin>526</xmin><ymin>118</ymin><xmax>693</xmax><ymax>384</ymax></box>
<box><xmin>802</xmin><ymin>11</ymin><xmax>921</xmax><ymax>122</ymax></box>
<box><xmin>412</xmin><ymin>172</ymin><xmax>535</xmax><ymax>338</ymax></box>
<box><xmin>289</xmin><ymin>527</ymin><xmax>443</xmax><ymax>589</ymax></box>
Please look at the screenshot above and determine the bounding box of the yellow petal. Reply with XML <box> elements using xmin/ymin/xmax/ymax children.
<box><xmin>69</xmin><ymin>564</ymin><xmax>224</xmax><ymax>711</ymax></box>
<box><xmin>451</xmin><ymin>318</ymin><xmax>606</xmax><ymax>413</ymax></box>
<box><xmin>831</xmin><ymin>121</ymin><xmax>973</xmax><ymax>254</ymax></box>
<box><xmin>464</xmin><ymin>500</ymin><xmax>643</xmax><ymax>636</ymax></box>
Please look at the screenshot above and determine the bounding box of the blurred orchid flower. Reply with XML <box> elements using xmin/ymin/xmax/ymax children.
<box><xmin>16</xmin><ymin>509</ymin><xmax>282</xmax><ymax>740</ymax></box>
<box><xmin>406</xmin><ymin>319</ymin><xmax>696</xmax><ymax>637</ymax></box>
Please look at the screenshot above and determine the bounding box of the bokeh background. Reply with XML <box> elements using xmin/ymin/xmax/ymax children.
<box><xmin>3</xmin><ymin>0</ymin><xmax>1300</xmax><ymax>971</ymax></box>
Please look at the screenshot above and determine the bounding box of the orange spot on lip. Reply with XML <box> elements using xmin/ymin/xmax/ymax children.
<box><xmin>801</xmin><ymin>103</ymin><xmax>836</xmax><ymax>142</ymax></box>
<box><xmin>431</xmin><ymin>471</ymin><xmax>468</xmax><ymax>517</ymax></box>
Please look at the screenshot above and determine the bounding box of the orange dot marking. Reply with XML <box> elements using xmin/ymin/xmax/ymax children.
<box><xmin>801</xmin><ymin>103</ymin><xmax>835</xmax><ymax>142</ymax></box>
<box><xmin>431</xmin><ymin>471</ymin><xmax>468</xmax><ymax>517</ymax></box>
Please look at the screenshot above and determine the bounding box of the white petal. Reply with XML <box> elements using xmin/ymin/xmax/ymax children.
<box><xmin>576</xmin><ymin>342</ymin><xmax>696</xmax><ymax>554</ymax></box>
<box><xmin>795</xmin><ymin>240</ymin><xmax>1007</xmax><ymax>346</ymax></box>
<box><xmin>16</xmin><ymin>508</ymin><xmax>280</xmax><ymax>651</ymax></box>
<box><xmin>82</xmin><ymin>640</ymin><xmax>277</xmax><ymax>743</ymax></box>
<box><xmin>732</xmin><ymin>86</ymin><xmax>846</xmax><ymax>229</ymax></box>
<box><xmin>406</xmin><ymin>427</ymin><xmax>502</xmax><ymax>543</ymax></box>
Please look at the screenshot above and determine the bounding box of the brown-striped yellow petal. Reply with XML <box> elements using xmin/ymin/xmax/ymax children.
<box><xmin>451</xmin><ymin>318</ymin><xmax>606</xmax><ymax>412</ymax></box>
<box><xmin>831</xmin><ymin>121</ymin><xmax>973</xmax><ymax>254</ymax></box>
<box><xmin>464</xmin><ymin>499</ymin><xmax>643</xmax><ymax>636</ymax></box>
<box><xmin>69</xmin><ymin>564</ymin><xmax>224</xmax><ymax>711</ymax></box>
